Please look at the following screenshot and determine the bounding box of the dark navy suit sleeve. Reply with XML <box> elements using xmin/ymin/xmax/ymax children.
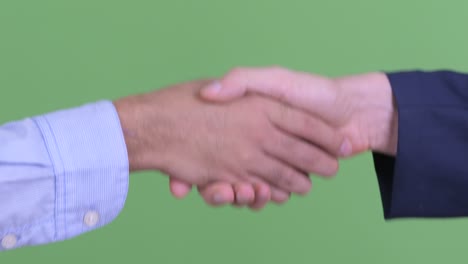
<box><xmin>374</xmin><ymin>71</ymin><xmax>468</xmax><ymax>219</ymax></box>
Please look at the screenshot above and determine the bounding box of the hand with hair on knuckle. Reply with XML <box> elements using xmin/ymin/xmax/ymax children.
<box><xmin>116</xmin><ymin>79</ymin><xmax>332</xmax><ymax>210</ymax></box>
<box><xmin>191</xmin><ymin>66</ymin><xmax>397</xmax><ymax>210</ymax></box>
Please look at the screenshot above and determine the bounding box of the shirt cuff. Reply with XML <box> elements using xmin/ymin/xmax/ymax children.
<box><xmin>373</xmin><ymin>71</ymin><xmax>429</xmax><ymax>219</ymax></box>
<box><xmin>374</xmin><ymin>71</ymin><xmax>468</xmax><ymax>219</ymax></box>
<box><xmin>33</xmin><ymin>101</ymin><xmax>129</xmax><ymax>241</ymax></box>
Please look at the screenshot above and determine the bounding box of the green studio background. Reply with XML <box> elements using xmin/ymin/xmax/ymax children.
<box><xmin>1</xmin><ymin>0</ymin><xmax>467</xmax><ymax>263</ymax></box>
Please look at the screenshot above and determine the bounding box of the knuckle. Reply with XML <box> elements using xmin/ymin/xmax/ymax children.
<box><xmin>266</xmin><ymin>66</ymin><xmax>294</xmax><ymax>99</ymax></box>
<box><xmin>289</xmin><ymin>147</ymin><xmax>316</xmax><ymax>171</ymax></box>
<box><xmin>268</xmin><ymin>66</ymin><xmax>289</xmax><ymax>75</ymax></box>
<box><xmin>253</xmin><ymin>133</ymin><xmax>265</xmax><ymax>146</ymax></box>
<box><xmin>276</xmin><ymin>88</ymin><xmax>291</xmax><ymax>102</ymax></box>
<box><xmin>278</xmin><ymin>137</ymin><xmax>295</xmax><ymax>151</ymax></box>
<box><xmin>273</xmin><ymin>167</ymin><xmax>295</xmax><ymax>188</ymax></box>
<box><xmin>255</xmin><ymin>133</ymin><xmax>269</xmax><ymax>148</ymax></box>
<box><xmin>280</xmin><ymin>105</ymin><xmax>290</xmax><ymax>120</ymax></box>
<box><xmin>269</xmin><ymin>168</ymin><xmax>282</xmax><ymax>184</ymax></box>
<box><xmin>295</xmin><ymin>152</ymin><xmax>319</xmax><ymax>173</ymax></box>
<box><xmin>300</xmin><ymin>116</ymin><xmax>318</xmax><ymax>135</ymax></box>
<box><xmin>302</xmin><ymin>152</ymin><xmax>321</xmax><ymax>171</ymax></box>
<box><xmin>277</xmin><ymin>135</ymin><xmax>294</xmax><ymax>149</ymax></box>
<box><xmin>226</xmin><ymin>67</ymin><xmax>247</xmax><ymax>79</ymax></box>
<box><xmin>270</xmin><ymin>103</ymin><xmax>289</xmax><ymax>122</ymax></box>
<box><xmin>300</xmin><ymin>117</ymin><xmax>343</xmax><ymax>154</ymax></box>
<box><xmin>251</xmin><ymin>122</ymin><xmax>270</xmax><ymax>145</ymax></box>
<box><xmin>238</xmin><ymin>150</ymin><xmax>254</xmax><ymax>164</ymax></box>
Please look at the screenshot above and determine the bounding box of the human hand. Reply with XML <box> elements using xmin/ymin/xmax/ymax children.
<box><xmin>202</xmin><ymin>67</ymin><xmax>398</xmax><ymax>156</ymax></box>
<box><xmin>172</xmin><ymin>67</ymin><xmax>398</xmax><ymax>209</ymax></box>
<box><xmin>114</xmin><ymin>79</ymin><xmax>347</xmax><ymax>208</ymax></box>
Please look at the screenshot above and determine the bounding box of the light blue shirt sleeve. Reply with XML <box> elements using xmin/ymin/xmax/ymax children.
<box><xmin>0</xmin><ymin>101</ymin><xmax>129</xmax><ymax>251</ymax></box>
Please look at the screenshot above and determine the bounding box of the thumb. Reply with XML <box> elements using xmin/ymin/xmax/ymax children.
<box><xmin>202</xmin><ymin>67</ymin><xmax>335</xmax><ymax>116</ymax></box>
<box><xmin>169</xmin><ymin>177</ymin><xmax>193</xmax><ymax>199</ymax></box>
<box><xmin>200</xmin><ymin>80</ymin><xmax>247</xmax><ymax>102</ymax></box>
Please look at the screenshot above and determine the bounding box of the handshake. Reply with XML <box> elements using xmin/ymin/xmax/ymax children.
<box><xmin>114</xmin><ymin>66</ymin><xmax>398</xmax><ymax>210</ymax></box>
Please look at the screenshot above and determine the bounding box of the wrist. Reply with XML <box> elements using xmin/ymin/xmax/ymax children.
<box><xmin>113</xmin><ymin>96</ymin><xmax>144</xmax><ymax>172</ymax></box>
<box><xmin>113</xmin><ymin>95</ymin><xmax>167</xmax><ymax>172</ymax></box>
<box><xmin>335</xmin><ymin>72</ymin><xmax>398</xmax><ymax>156</ymax></box>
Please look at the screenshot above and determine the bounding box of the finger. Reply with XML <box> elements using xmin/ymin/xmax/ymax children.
<box><xmin>244</xmin><ymin>176</ymin><xmax>291</xmax><ymax>206</ymax></box>
<box><xmin>270</xmin><ymin>187</ymin><xmax>291</xmax><ymax>204</ymax></box>
<box><xmin>233</xmin><ymin>182</ymin><xmax>255</xmax><ymax>206</ymax></box>
<box><xmin>201</xmin><ymin>67</ymin><xmax>336</xmax><ymax>116</ymax></box>
<box><xmin>248</xmin><ymin>154</ymin><xmax>312</xmax><ymax>195</ymax></box>
<box><xmin>200</xmin><ymin>182</ymin><xmax>264</xmax><ymax>209</ymax></box>
<box><xmin>268</xmin><ymin>105</ymin><xmax>351</xmax><ymax>157</ymax></box>
<box><xmin>211</xmin><ymin>182</ymin><xmax>289</xmax><ymax>208</ymax></box>
<box><xmin>198</xmin><ymin>182</ymin><xmax>235</xmax><ymax>206</ymax></box>
<box><xmin>263</xmin><ymin>130</ymin><xmax>339</xmax><ymax>177</ymax></box>
<box><xmin>248</xmin><ymin>176</ymin><xmax>291</xmax><ymax>205</ymax></box>
<box><xmin>199</xmin><ymin>178</ymin><xmax>290</xmax><ymax>209</ymax></box>
<box><xmin>248</xmin><ymin>182</ymin><xmax>271</xmax><ymax>210</ymax></box>
<box><xmin>169</xmin><ymin>177</ymin><xmax>193</xmax><ymax>199</ymax></box>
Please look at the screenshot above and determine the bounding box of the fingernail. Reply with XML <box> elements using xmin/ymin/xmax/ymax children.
<box><xmin>204</xmin><ymin>81</ymin><xmax>222</xmax><ymax>94</ymax></box>
<box><xmin>339</xmin><ymin>138</ymin><xmax>353</xmax><ymax>157</ymax></box>
<box><xmin>213</xmin><ymin>193</ymin><xmax>224</xmax><ymax>204</ymax></box>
